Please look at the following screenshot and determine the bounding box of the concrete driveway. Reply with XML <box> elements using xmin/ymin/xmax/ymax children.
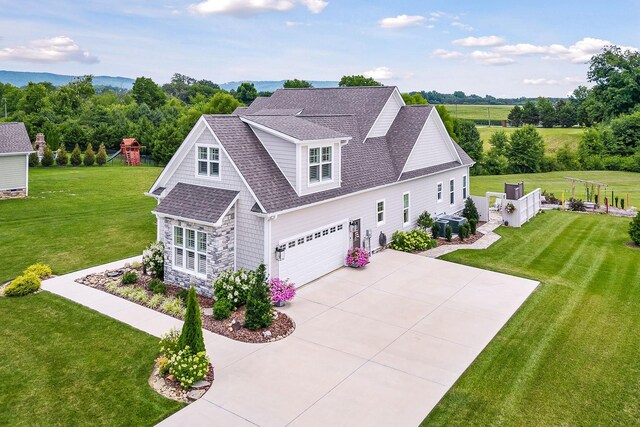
<box><xmin>159</xmin><ymin>250</ymin><xmax>538</xmax><ymax>427</ymax></box>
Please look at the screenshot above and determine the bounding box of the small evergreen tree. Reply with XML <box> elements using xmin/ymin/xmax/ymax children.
<box><xmin>469</xmin><ymin>219</ymin><xmax>478</xmax><ymax>235</ymax></box>
<box><xmin>630</xmin><ymin>212</ymin><xmax>640</xmax><ymax>246</ymax></box>
<box><xmin>462</xmin><ymin>197</ymin><xmax>480</xmax><ymax>223</ymax></box>
<box><xmin>96</xmin><ymin>143</ymin><xmax>107</xmax><ymax>166</ymax></box>
<box><xmin>244</xmin><ymin>264</ymin><xmax>273</xmax><ymax>330</ymax></box>
<box><xmin>83</xmin><ymin>143</ymin><xmax>95</xmax><ymax>166</ymax></box>
<box><xmin>431</xmin><ymin>222</ymin><xmax>440</xmax><ymax>238</ymax></box>
<box><xmin>70</xmin><ymin>144</ymin><xmax>82</xmax><ymax>166</ymax></box>
<box><xmin>56</xmin><ymin>144</ymin><xmax>68</xmax><ymax>166</ymax></box>
<box><xmin>178</xmin><ymin>285</ymin><xmax>205</xmax><ymax>354</ymax></box>
<box><xmin>445</xmin><ymin>225</ymin><xmax>453</xmax><ymax>242</ymax></box>
<box><xmin>41</xmin><ymin>146</ymin><xmax>54</xmax><ymax>167</ymax></box>
<box><xmin>29</xmin><ymin>150</ymin><xmax>39</xmax><ymax>167</ymax></box>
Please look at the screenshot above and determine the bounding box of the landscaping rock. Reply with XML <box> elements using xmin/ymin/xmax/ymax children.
<box><xmin>231</xmin><ymin>320</ymin><xmax>241</xmax><ymax>331</ymax></box>
<box><xmin>187</xmin><ymin>389</ymin><xmax>206</xmax><ymax>401</ymax></box>
<box><xmin>192</xmin><ymin>380</ymin><xmax>211</xmax><ymax>388</ymax></box>
<box><xmin>262</xmin><ymin>330</ymin><xmax>272</xmax><ymax>338</ymax></box>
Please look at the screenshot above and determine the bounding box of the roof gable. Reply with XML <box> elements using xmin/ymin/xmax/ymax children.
<box><xmin>0</xmin><ymin>122</ymin><xmax>32</xmax><ymax>154</ymax></box>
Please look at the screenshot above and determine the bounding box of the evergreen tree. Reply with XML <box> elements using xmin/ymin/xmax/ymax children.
<box><xmin>536</xmin><ymin>97</ymin><xmax>556</xmax><ymax>128</ymax></box>
<box><xmin>83</xmin><ymin>143</ymin><xmax>95</xmax><ymax>166</ymax></box>
<box><xmin>462</xmin><ymin>197</ymin><xmax>480</xmax><ymax>223</ymax></box>
<box><xmin>96</xmin><ymin>143</ymin><xmax>107</xmax><ymax>166</ymax></box>
<box><xmin>70</xmin><ymin>144</ymin><xmax>82</xmax><ymax>166</ymax></box>
<box><xmin>508</xmin><ymin>105</ymin><xmax>523</xmax><ymax>127</ymax></box>
<box><xmin>283</xmin><ymin>79</ymin><xmax>313</xmax><ymax>88</ymax></box>
<box><xmin>521</xmin><ymin>101</ymin><xmax>539</xmax><ymax>125</ymax></box>
<box><xmin>178</xmin><ymin>285</ymin><xmax>205</xmax><ymax>354</ymax></box>
<box><xmin>56</xmin><ymin>144</ymin><xmax>68</xmax><ymax>166</ymax></box>
<box><xmin>244</xmin><ymin>264</ymin><xmax>273</xmax><ymax>330</ymax></box>
<box><xmin>29</xmin><ymin>148</ymin><xmax>39</xmax><ymax>167</ymax></box>
<box><xmin>630</xmin><ymin>212</ymin><xmax>640</xmax><ymax>246</ymax></box>
<box><xmin>40</xmin><ymin>146</ymin><xmax>54</xmax><ymax>167</ymax></box>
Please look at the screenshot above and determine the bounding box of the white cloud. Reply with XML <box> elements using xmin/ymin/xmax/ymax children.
<box><xmin>363</xmin><ymin>66</ymin><xmax>393</xmax><ymax>80</ymax></box>
<box><xmin>453</xmin><ymin>36</ymin><xmax>505</xmax><ymax>47</ymax></box>
<box><xmin>189</xmin><ymin>0</ymin><xmax>327</xmax><ymax>16</ymax></box>
<box><xmin>451</xmin><ymin>21</ymin><xmax>474</xmax><ymax>31</ymax></box>
<box><xmin>431</xmin><ymin>48</ymin><xmax>464</xmax><ymax>59</ymax></box>
<box><xmin>379</xmin><ymin>14</ymin><xmax>425</xmax><ymax>29</ymax></box>
<box><xmin>0</xmin><ymin>36</ymin><xmax>98</xmax><ymax>64</ymax></box>
<box><xmin>471</xmin><ymin>50</ymin><xmax>514</xmax><ymax>65</ymax></box>
<box><xmin>496</xmin><ymin>37</ymin><xmax>637</xmax><ymax>63</ymax></box>
<box><xmin>523</xmin><ymin>76</ymin><xmax>584</xmax><ymax>85</ymax></box>
<box><xmin>286</xmin><ymin>21</ymin><xmax>306</xmax><ymax>26</ymax></box>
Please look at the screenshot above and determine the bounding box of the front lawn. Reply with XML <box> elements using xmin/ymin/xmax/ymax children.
<box><xmin>422</xmin><ymin>211</ymin><xmax>640</xmax><ymax>425</ymax></box>
<box><xmin>0</xmin><ymin>292</ymin><xmax>183</xmax><ymax>426</ymax></box>
<box><xmin>0</xmin><ymin>166</ymin><xmax>161</xmax><ymax>283</ymax></box>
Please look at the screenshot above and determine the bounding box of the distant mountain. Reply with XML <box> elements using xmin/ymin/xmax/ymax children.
<box><xmin>219</xmin><ymin>80</ymin><xmax>339</xmax><ymax>92</ymax></box>
<box><xmin>0</xmin><ymin>70</ymin><xmax>135</xmax><ymax>89</ymax></box>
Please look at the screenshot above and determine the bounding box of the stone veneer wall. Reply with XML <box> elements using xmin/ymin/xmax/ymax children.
<box><xmin>0</xmin><ymin>189</ymin><xmax>26</xmax><ymax>199</ymax></box>
<box><xmin>162</xmin><ymin>209</ymin><xmax>235</xmax><ymax>296</ymax></box>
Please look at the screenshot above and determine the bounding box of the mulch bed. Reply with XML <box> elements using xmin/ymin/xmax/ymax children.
<box><xmin>434</xmin><ymin>231</ymin><xmax>484</xmax><ymax>247</ymax></box>
<box><xmin>625</xmin><ymin>241</ymin><xmax>640</xmax><ymax>250</ymax></box>
<box><xmin>76</xmin><ymin>265</ymin><xmax>295</xmax><ymax>344</ymax></box>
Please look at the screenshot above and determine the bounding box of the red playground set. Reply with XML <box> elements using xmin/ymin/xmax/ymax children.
<box><xmin>120</xmin><ymin>138</ymin><xmax>142</xmax><ymax>166</ymax></box>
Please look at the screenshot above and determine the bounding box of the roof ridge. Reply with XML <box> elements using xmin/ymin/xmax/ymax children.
<box><xmin>278</xmin><ymin>86</ymin><xmax>396</xmax><ymax>91</ymax></box>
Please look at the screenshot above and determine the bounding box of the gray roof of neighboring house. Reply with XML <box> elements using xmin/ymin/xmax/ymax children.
<box><xmin>0</xmin><ymin>122</ymin><xmax>32</xmax><ymax>154</ymax></box>
<box><xmin>243</xmin><ymin>115</ymin><xmax>349</xmax><ymax>141</ymax></box>
<box><xmin>155</xmin><ymin>183</ymin><xmax>239</xmax><ymax>224</ymax></box>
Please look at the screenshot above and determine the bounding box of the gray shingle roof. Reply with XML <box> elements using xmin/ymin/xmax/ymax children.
<box><xmin>155</xmin><ymin>183</ymin><xmax>239</xmax><ymax>224</ymax></box>
<box><xmin>243</xmin><ymin>115</ymin><xmax>348</xmax><ymax>140</ymax></box>
<box><xmin>0</xmin><ymin>122</ymin><xmax>32</xmax><ymax>154</ymax></box>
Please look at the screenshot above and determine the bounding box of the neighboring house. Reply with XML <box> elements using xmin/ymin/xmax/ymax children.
<box><xmin>0</xmin><ymin>122</ymin><xmax>33</xmax><ymax>199</ymax></box>
<box><xmin>148</xmin><ymin>87</ymin><xmax>474</xmax><ymax>294</ymax></box>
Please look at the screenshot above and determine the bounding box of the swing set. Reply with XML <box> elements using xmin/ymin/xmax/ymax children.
<box><xmin>563</xmin><ymin>177</ymin><xmax>630</xmax><ymax>212</ymax></box>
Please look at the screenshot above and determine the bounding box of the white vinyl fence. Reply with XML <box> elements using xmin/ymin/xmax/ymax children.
<box><xmin>470</xmin><ymin>195</ymin><xmax>489</xmax><ymax>222</ymax></box>
<box><xmin>502</xmin><ymin>188</ymin><xmax>542</xmax><ymax>227</ymax></box>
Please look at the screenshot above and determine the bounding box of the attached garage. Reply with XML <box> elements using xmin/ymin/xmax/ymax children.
<box><xmin>277</xmin><ymin>219</ymin><xmax>349</xmax><ymax>287</ymax></box>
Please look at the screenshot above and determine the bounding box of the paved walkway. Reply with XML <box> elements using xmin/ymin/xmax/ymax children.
<box><xmin>42</xmin><ymin>250</ymin><xmax>538</xmax><ymax>427</ymax></box>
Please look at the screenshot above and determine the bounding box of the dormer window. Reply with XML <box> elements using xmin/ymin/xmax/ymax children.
<box><xmin>197</xmin><ymin>145</ymin><xmax>220</xmax><ymax>179</ymax></box>
<box><xmin>309</xmin><ymin>146</ymin><xmax>332</xmax><ymax>184</ymax></box>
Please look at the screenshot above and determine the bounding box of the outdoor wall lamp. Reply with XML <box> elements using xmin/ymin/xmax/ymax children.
<box><xmin>275</xmin><ymin>245</ymin><xmax>286</xmax><ymax>261</ymax></box>
<box><xmin>349</xmin><ymin>221</ymin><xmax>357</xmax><ymax>232</ymax></box>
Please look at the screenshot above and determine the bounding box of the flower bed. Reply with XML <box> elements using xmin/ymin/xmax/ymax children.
<box><xmin>149</xmin><ymin>361</ymin><xmax>214</xmax><ymax>403</ymax></box>
<box><xmin>76</xmin><ymin>264</ymin><xmax>295</xmax><ymax>344</ymax></box>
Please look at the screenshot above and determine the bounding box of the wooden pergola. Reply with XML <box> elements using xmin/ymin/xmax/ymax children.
<box><xmin>564</xmin><ymin>177</ymin><xmax>608</xmax><ymax>206</ymax></box>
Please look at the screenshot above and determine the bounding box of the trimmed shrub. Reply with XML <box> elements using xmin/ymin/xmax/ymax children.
<box><xmin>23</xmin><ymin>263</ymin><xmax>52</xmax><ymax>278</ymax></box>
<box><xmin>70</xmin><ymin>144</ymin><xmax>82</xmax><ymax>166</ymax></box>
<box><xmin>462</xmin><ymin>197</ymin><xmax>479</xmax><ymax>223</ymax></box>
<box><xmin>445</xmin><ymin>225</ymin><xmax>453</xmax><ymax>242</ymax></box>
<box><xmin>630</xmin><ymin>212</ymin><xmax>640</xmax><ymax>245</ymax></box>
<box><xmin>431</xmin><ymin>222</ymin><xmax>440</xmax><ymax>238</ymax></box>
<box><xmin>147</xmin><ymin>278</ymin><xmax>167</xmax><ymax>295</ymax></box>
<box><xmin>614</xmin><ymin>196</ymin><xmax>619</xmax><ymax>208</ymax></box>
<box><xmin>568</xmin><ymin>198</ymin><xmax>586</xmax><ymax>212</ymax></box>
<box><xmin>244</xmin><ymin>264</ymin><xmax>273</xmax><ymax>330</ymax></box>
<box><xmin>142</xmin><ymin>241</ymin><xmax>164</xmax><ymax>279</ymax></box>
<box><xmin>167</xmin><ymin>346</ymin><xmax>209</xmax><ymax>388</ymax></box>
<box><xmin>176</xmin><ymin>289</ymin><xmax>188</xmax><ymax>303</ymax></box>
<box><xmin>4</xmin><ymin>273</ymin><xmax>41</xmax><ymax>297</ymax></box>
<box><xmin>213</xmin><ymin>298</ymin><xmax>233</xmax><ymax>320</ymax></box>
<box><xmin>96</xmin><ymin>143</ymin><xmax>107</xmax><ymax>166</ymax></box>
<box><xmin>121</xmin><ymin>271</ymin><xmax>138</xmax><ymax>285</ymax></box>
<box><xmin>41</xmin><ymin>146</ymin><xmax>54</xmax><ymax>167</ymax></box>
<box><xmin>160</xmin><ymin>296</ymin><xmax>185</xmax><ymax>316</ymax></box>
<box><xmin>149</xmin><ymin>294</ymin><xmax>164</xmax><ymax>309</ymax></box>
<box><xmin>178</xmin><ymin>286</ymin><xmax>205</xmax><ymax>354</ymax></box>
<box><xmin>417</xmin><ymin>211</ymin><xmax>434</xmax><ymax>230</ymax></box>
<box><xmin>159</xmin><ymin>328</ymin><xmax>181</xmax><ymax>357</ymax></box>
<box><xmin>29</xmin><ymin>150</ymin><xmax>39</xmax><ymax>167</ymax></box>
<box><xmin>213</xmin><ymin>269</ymin><xmax>253</xmax><ymax>308</ymax></box>
<box><xmin>83</xmin><ymin>143</ymin><xmax>95</xmax><ymax>166</ymax></box>
<box><xmin>469</xmin><ymin>219</ymin><xmax>478</xmax><ymax>235</ymax></box>
<box><xmin>621</xmin><ymin>198</ymin><xmax>625</xmax><ymax>210</ymax></box>
<box><xmin>390</xmin><ymin>229</ymin><xmax>437</xmax><ymax>252</ymax></box>
<box><xmin>459</xmin><ymin>223</ymin><xmax>470</xmax><ymax>240</ymax></box>
<box><xmin>56</xmin><ymin>144</ymin><xmax>68</xmax><ymax>166</ymax></box>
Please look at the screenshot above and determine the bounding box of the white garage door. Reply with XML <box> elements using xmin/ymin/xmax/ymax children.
<box><xmin>277</xmin><ymin>220</ymin><xmax>349</xmax><ymax>287</ymax></box>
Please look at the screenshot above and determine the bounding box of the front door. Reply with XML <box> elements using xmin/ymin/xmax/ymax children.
<box><xmin>350</xmin><ymin>219</ymin><xmax>361</xmax><ymax>248</ymax></box>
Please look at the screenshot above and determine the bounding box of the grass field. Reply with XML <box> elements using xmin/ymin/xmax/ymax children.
<box><xmin>442</xmin><ymin>104</ymin><xmax>513</xmax><ymax>123</ymax></box>
<box><xmin>422</xmin><ymin>210</ymin><xmax>640</xmax><ymax>425</ymax></box>
<box><xmin>470</xmin><ymin>171</ymin><xmax>640</xmax><ymax>208</ymax></box>
<box><xmin>0</xmin><ymin>292</ymin><xmax>183</xmax><ymax>426</ymax></box>
<box><xmin>477</xmin><ymin>126</ymin><xmax>584</xmax><ymax>155</ymax></box>
<box><xmin>0</xmin><ymin>166</ymin><xmax>161</xmax><ymax>283</ymax></box>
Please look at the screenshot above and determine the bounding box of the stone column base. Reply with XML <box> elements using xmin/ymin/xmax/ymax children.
<box><xmin>0</xmin><ymin>189</ymin><xmax>27</xmax><ymax>199</ymax></box>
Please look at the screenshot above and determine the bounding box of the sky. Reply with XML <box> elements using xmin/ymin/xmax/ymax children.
<box><xmin>0</xmin><ymin>0</ymin><xmax>638</xmax><ymax>97</ymax></box>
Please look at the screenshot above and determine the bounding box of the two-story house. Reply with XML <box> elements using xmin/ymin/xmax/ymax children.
<box><xmin>148</xmin><ymin>86</ymin><xmax>474</xmax><ymax>294</ymax></box>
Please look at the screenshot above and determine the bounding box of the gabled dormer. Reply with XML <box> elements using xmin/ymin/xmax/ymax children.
<box><xmin>241</xmin><ymin>115</ymin><xmax>350</xmax><ymax>196</ymax></box>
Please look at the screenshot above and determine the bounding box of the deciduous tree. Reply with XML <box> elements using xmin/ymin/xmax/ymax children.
<box><xmin>338</xmin><ymin>75</ymin><xmax>382</xmax><ymax>87</ymax></box>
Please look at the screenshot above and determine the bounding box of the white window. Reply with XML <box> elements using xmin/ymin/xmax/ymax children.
<box><xmin>450</xmin><ymin>179</ymin><xmax>455</xmax><ymax>205</ymax></box>
<box><xmin>197</xmin><ymin>145</ymin><xmax>220</xmax><ymax>179</ymax></box>
<box><xmin>173</xmin><ymin>225</ymin><xmax>207</xmax><ymax>276</ymax></box>
<box><xmin>462</xmin><ymin>175</ymin><xmax>468</xmax><ymax>199</ymax></box>
<box><xmin>376</xmin><ymin>199</ymin><xmax>385</xmax><ymax>226</ymax></box>
<box><xmin>402</xmin><ymin>192</ymin><xmax>410</xmax><ymax>226</ymax></box>
<box><xmin>437</xmin><ymin>182</ymin><xmax>443</xmax><ymax>203</ymax></box>
<box><xmin>309</xmin><ymin>146</ymin><xmax>332</xmax><ymax>184</ymax></box>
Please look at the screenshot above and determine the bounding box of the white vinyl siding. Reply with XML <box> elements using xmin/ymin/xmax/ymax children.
<box><xmin>0</xmin><ymin>154</ymin><xmax>28</xmax><ymax>190</ymax></box>
<box><xmin>163</xmin><ymin>128</ymin><xmax>264</xmax><ymax>270</ymax></box>
<box><xmin>403</xmin><ymin>112</ymin><xmax>459</xmax><ymax>173</ymax></box>
<box><xmin>368</xmin><ymin>90</ymin><xmax>403</xmax><ymax>138</ymax></box>
<box><xmin>402</xmin><ymin>192</ymin><xmax>410</xmax><ymax>227</ymax></box>
<box><xmin>251</xmin><ymin>128</ymin><xmax>297</xmax><ymax>188</ymax></box>
<box><xmin>173</xmin><ymin>226</ymin><xmax>207</xmax><ymax>276</ymax></box>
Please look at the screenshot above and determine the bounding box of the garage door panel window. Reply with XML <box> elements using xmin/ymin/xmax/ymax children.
<box><xmin>174</xmin><ymin>225</ymin><xmax>207</xmax><ymax>276</ymax></box>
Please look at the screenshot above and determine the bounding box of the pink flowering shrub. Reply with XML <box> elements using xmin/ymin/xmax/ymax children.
<box><xmin>345</xmin><ymin>247</ymin><xmax>370</xmax><ymax>267</ymax></box>
<box><xmin>269</xmin><ymin>278</ymin><xmax>296</xmax><ymax>303</ymax></box>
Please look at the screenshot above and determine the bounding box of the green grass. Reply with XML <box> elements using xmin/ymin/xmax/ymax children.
<box><xmin>0</xmin><ymin>166</ymin><xmax>161</xmax><ymax>283</ymax></box>
<box><xmin>422</xmin><ymin>211</ymin><xmax>640</xmax><ymax>425</ymax></box>
<box><xmin>0</xmin><ymin>292</ymin><xmax>183</xmax><ymax>426</ymax></box>
<box><xmin>471</xmin><ymin>171</ymin><xmax>640</xmax><ymax>208</ymax></box>
<box><xmin>442</xmin><ymin>104</ymin><xmax>513</xmax><ymax>122</ymax></box>
<box><xmin>477</xmin><ymin>126</ymin><xmax>584</xmax><ymax>155</ymax></box>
